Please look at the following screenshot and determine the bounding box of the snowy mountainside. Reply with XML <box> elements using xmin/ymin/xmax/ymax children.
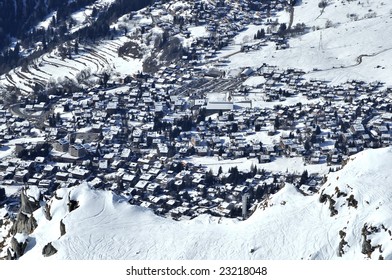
<box><xmin>0</xmin><ymin>36</ymin><xmax>145</xmax><ymax>94</ymax></box>
<box><xmin>9</xmin><ymin>147</ymin><xmax>392</xmax><ymax>260</ymax></box>
<box><xmin>222</xmin><ymin>0</ymin><xmax>392</xmax><ymax>85</ymax></box>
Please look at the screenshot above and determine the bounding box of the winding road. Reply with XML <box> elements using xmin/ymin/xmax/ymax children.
<box><xmin>309</xmin><ymin>47</ymin><xmax>392</xmax><ymax>74</ymax></box>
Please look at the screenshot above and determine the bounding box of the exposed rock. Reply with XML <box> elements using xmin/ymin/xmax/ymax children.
<box><xmin>20</xmin><ymin>188</ymin><xmax>40</xmax><ymax>214</ymax></box>
<box><xmin>338</xmin><ymin>238</ymin><xmax>348</xmax><ymax>257</ymax></box>
<box><xmin>361</xmin><ymin>223</ymin><xmax>369</xmax><ymax>236</ymax></box>
<box><xmin>42</xmin><ymin>242</ymin><xmax>58</xmax><ymax>257</ymax></box>
<box><xmin>44</xmin><ymin>203</ymin><xmax>52</xmax><ymax>221</ymax></box>
<box><xmin>60</xmin><ymin>219</ymin><xmax>66</xmax><ymax>236</ymax></box>
<box><xmin>10</xmin><ymin>187</ymin><xmax>41</xmax><ymax>236</ymax></box>
<box><xmin>361</xmin><ymin>239</ymin><xmax>373</xmax><ymax>257</ymax></box>
<box><xmin>346</xmin><ymin>194</ymin><xmax>358</xmax><ymax>208</ymax></box>
<box><xmin>328</xmin><ymin>197</ymin><xmax>338</xmax><ymax>216</ymax></box>
<box><xmin>337</xmin><ymin>228</ymin><xmax>348</xmax><ymax>257</ymax></box>
<box><xmin>67</xmin><ymin>199</ymin><xmax>79</xmax><ymax>212</ymax></box>
<box><xmin>337</xmin><ymin>191</ymin><xmax>347</xmax><ymax>198</ymax></box>
<box><xmin>11</xmin><ymin>237</ymin><xmax>27</xmax><ymax>259</ymax></box>
<box><xmin>7</xmin><ymin>248</ymin><xmax>15</xmax><ymax>260</ymax></box>
<box><xmin>10</xmin><ymin>212</ymin><xmax>37</xmax><ymax>235</ymax></box>
<box><xmin>54</xmin><ymin>192</ymin><xmax>63</xmax><ymax>200</ymax></box>
<box><xmin>319</xmin><ymin>193</ymin><xmax>328</xmax><ymax>203</ymax></box>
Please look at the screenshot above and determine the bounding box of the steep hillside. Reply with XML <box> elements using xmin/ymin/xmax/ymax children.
<box><xmin>0</xmin><ymin>0</ymin><xmax>152</xmax><ymax>75</ymax></box>
<box><xmin>4</xmin><ymin>147</ymin><xmax>391</xmax><ymax>260</ymax></box>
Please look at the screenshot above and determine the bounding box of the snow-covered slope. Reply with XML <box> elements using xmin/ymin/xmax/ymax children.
<box><xmin>18</xmin><ymin>147</ymin><xmax>392</xmax><ymax>260</ymax></box>
<box><xmin>222</xmin><ymin>0</ymin><xmax>392</xmax><ymax>85</ymax></box>
<box><xmin>1</xmin><ymin>37</ymin><xmax>144</xmax><ymax>94</ymax></box>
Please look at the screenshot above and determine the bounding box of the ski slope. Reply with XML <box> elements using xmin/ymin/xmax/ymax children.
<box><xmin>19</xmin><ymin>146</ymin><xmax>392</xmax><ymax>260</ymax></box>
<box><xmin>221</xmin><ymin>0</ymin><xmax>392</xmax><ymax>85</ymax></box>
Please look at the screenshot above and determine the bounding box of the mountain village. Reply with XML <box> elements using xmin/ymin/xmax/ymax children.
<box><xmin>1</xmin><ymin>0</ymin><xmax>392</xmax><ymax>223</ymax></box>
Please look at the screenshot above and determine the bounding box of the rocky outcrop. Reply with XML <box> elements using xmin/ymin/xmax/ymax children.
<box><xmin>44</xmin><ymin>203</ymin><xmax>52</xmax><ymax>221</ymax></box>
<box><xmin>328</xmin><ymin>196</ymin><xmax>338</xmax><ymax>216</ymax></box>
<box><xmin>8</xmin><ymin>187</ymin><xmax>41</xmax><ymax>259</ymax></box>
<box><xmin>360</xmin><ymin>223</ymin><xmax>384</xmax><ymax>258</ymax></box>
<box><xmin>11</xmin><ymin>187</ymin><xmax>41</xmax><ymax>235</ymax></box>
<box><xmin>361</xmin><ymin>239</ymin><xmax>373</xmax><ymax>257</ymax></box>
<box><xmin>67</xmin><ymin>199</ymin><xmax>79</xmax><ymax>213</ymax></box>
<box><xmin>60</xmin><ymin>219</ymin><xmax>66</xmax><ymax>236</ymax></box>
<box><xmin>347</xmin><ymin>194</ymin><xmax>358</xmax><ymax>208</ymax></box>
<box><xmin>319</xmin><ymin>191</ymin><xmax>338</xmax><ymax>216</ymax></box>
<box><xmin>67</xmin><ymin>191</ymin><xmax>79</xmax><ymax>213</ymax></box>
<box><xmin>20</xmin><ymin>188</ymin><xmax>41</xmax><ymax>214</ymax></box>
<box><xmin>10</xmin><ymin>212</ymin><xmax>37</xmax><ymax>235</ymax></box>
<box><xmin>337</xmin><ymin>229</ymin><xmax>348</xmax><ymax>257</ymax></box>
<box><xmin>10</xmin><ymin>237</ymin><xmax>27</xmax><ymax>259</ymax></box>
<box><xmin>7</xmin><ymin>248</ymin><xmax>15</xmax><ymax>260</ymax></box>
<box><xmin>42</xmin><ymin>242</ymin><xmax>57</xmax><ymax>257</ymax></box>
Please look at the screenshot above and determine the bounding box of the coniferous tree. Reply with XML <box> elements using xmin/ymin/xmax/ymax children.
<box><xmin>300</xmin><ymin>170</ymin><xmax>308</xmax><ymax>185</ymax></box>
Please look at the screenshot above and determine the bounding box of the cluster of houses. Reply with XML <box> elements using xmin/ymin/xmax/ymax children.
<box><xmin>2</xmin><ymin>59</ymin><xmax>391</xmax><ymax>220</ymax></box>
<box><xmin>135</xmin><ymin>0</ymin><xmax>292</xmax><ymax>68</ymax></box>
<box><xmin>252</xmin><ymin>65</ymin><xmax>392</xmax><ymax>161</ymax></box>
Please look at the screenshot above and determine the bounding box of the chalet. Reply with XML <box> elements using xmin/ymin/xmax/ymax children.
<box><xmin>146</xmin><ymin>183</ymin><xmax>160</xmax><ymax>195</ymax></box>
<box><xmin>350</xmin><ymin>124</ymin><xmax>365</xmax><ymax>135</ymax></box>
<box><xmin>43</xmin><ymin>165</ymin><xmax>56</xmax><ymax>175</ymax></box>
<box><xmin>14</xmin><ymin>170</ymin><xmax>29</xmax><ymax>183</ymax></box>
<box><xmin>135</xmin><ymin>180</ymin><xmax>149</xmax><ymax>191</ymax></box>
<box><xmin>70</xmin><ymin>168</ymin><xmax>90</xmax><ymax>180</ymax></box>
<box><xmin>39</xmin><ymin>179</ymin><xmax>53</xmax><ymax>189</ymax></box>
<box><xmin>69</xmin><ymin>144</ymin><xmax>86</xmax><ymax>158</ymax></box>
<box><xmin>56</xmin><ymin>172</ymin><xmax>69</xmax><ymax>181</ymax></box>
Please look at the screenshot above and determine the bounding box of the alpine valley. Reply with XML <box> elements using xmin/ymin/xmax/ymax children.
<box><xmin>1</xmin><ymin>0</ymin><xmax>392</xmax><ymax>260</ymax></box>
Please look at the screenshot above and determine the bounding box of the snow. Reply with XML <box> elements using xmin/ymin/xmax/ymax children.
<box><xmin>25</xmin><ymin>186</ymin><xmax>41</xmax><ymax>202</ymax></box>
<box><xmin>14</xmin><ymin>232</ymin><xmax>28</xmax><ymax>244</ymax></box>
<box><xmin>233</xmin><ymin>25</ymin><xmax>263</xmax><ymax>45</ymax></box>
<box><xmin>245</xmin><ymin>129</ymin><xmax>282</xmax><ymax>145</ymax></box>
<box><xmin>0</xmin><ymin>137</ymin><xmax>46</xmax><ymax>160</ymax></box>
<box><xmin>8</xmin><ymin>137</ymin><xmax>45</xmax><ymax>145</ymax></box>
<box><xmin>242</xmin><ymin>76</ymin><xmax>266</xmax><ymax>87</ymax></box>
<box><xmin>1</xmin><ymin>7</ymin><xmax>149</xmax><ymax>94</ymax></box>
<box><xmin>250</xmin><ymin>91</ymin><xmax>325</xmax><ymax>109</ymax></box>
<box><xmin>2</xmin><ymin>0</ymin><xmax>392</xmax><ymax>261</ymax></box>
<box><xmin>219</xmin><ymin>0</ymin><xmax>392</xmax><ymax>85</ymax></box>
<box><xmin>2</xmin><ymin>185</ymin><xmax>23</xmax><ymax>197</ymax></box>
<box><xmin>70</xmin><ymin>0</ymin><xmax>118</xmax><ymax>33</ymax></box>
<box><xmin>187</xmin><ymin>156</ymin><xmax>259</xmax><ymax>174</ymax></box>
<box><xmin>188</xmin><ymin>26</ymin><xmax>209</xmax><ymax>38</ymax></box>
<box><xmin>0</xmin><ymin>35</ymin><xmax>145</xmax><ymax>94</ymax></box>
<box><xmin>77</xmin><ymin>126</ymin><xmax>92</xmax><ymax>133</ymax></box>
<box><xmin>18</xmin><ymin>147</ymin><xmax>392</xmax><ymax>260</ymax></box>
<box><xmin>0</xmin><ymin>146</ymin><xmax>13</xmax><ymax>159</ymax></box>
<box><xmin>258</xmin><ymin>156</ymin><xmax>329</xmax><ymax>175</ymax></box>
